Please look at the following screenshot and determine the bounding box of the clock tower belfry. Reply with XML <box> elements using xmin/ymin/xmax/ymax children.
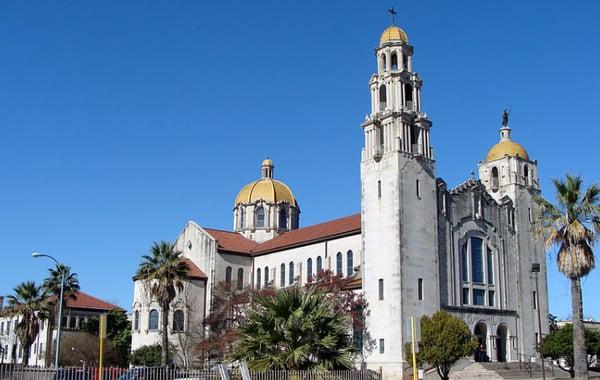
<box><xmin>360</xmin><ymin>21</ymin><xmax>439</xmax><ymax>379</ymax></box>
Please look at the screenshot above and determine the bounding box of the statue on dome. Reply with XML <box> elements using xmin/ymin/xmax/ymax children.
<box><xmin>502</xmin><ymin>108</ymin><xmax>510</xmax><ymax>127</ymax></box>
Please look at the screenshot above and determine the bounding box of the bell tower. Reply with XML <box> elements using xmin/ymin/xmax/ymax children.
<box><xmin>361</xmin><ymin>20</ymin><xmax>439</xmax><ymax>378</ymax></box>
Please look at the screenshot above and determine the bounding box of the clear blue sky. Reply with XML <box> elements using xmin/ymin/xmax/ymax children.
<box><xmin>1</xmin><ymin>1</ymin><xmax>598</xmax><ymax>320</ymax></box>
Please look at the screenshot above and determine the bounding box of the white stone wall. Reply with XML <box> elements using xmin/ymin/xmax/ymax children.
<box><xmin>252</xmin><ymin>234</ymin><xmax>361</xmax><ymax>288</ymax></box>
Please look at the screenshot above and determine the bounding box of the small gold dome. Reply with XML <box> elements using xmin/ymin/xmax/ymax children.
<box><xmin>234</xmin><ymin>179</ymin><xmax>297</xmax><ymax>207</ymax></box>
<box><xmin>262</xmin><ymin>158</ymin><xmax>273</xmax><ymax>166</ymax></box>
<box><xmin>486</xmin><ymin>140</ymin><xmax>529</xmax><ymax>161</ymax></box>
<box><xmin>380</xmin><ymin>26</ymin><xmax>408</xmax><ymax>44</ymax></box>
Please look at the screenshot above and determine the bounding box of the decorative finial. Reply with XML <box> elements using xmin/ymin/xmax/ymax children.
<box><xmin>470</xmin><ymin>171</ymin><xmax>475</xmax><ymax>180</ymax></box>
<box><xmin>501</xmin><ymin>108</ymin><xmax>510</xmax><ymax>128</ymax></box>
<box><xmin>388</xmin><ymin>7</ymin><xmax>397</xmax><ymax>26</ymax></box>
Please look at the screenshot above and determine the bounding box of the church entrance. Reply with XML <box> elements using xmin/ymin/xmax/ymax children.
<box><xmin>474</xmin><ymin>322</ymin><xmax>489</xmax><ymax>362</ymax></box>
<box><xmin>496</xmin><ymin>324</ymin><xmax>508</xmax><ymax>362</ymax></box>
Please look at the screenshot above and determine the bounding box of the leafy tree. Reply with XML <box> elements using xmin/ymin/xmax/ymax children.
<box><xmin>135</xmin><ymin>241</ymin><xmax>188</xmax><ymax>367</ymax></box>
<box><xmin>82</xmin><ymin>309</ymin><xmax>131</xmax><ymax>366</ymax></box>
<box><xmin>539</xmin><ymin>324</ymin><xmax>600</xmax><ymax>378</ymax></box>
<box><xmin>533</xmin><ymin>174</ymin><xmax>600</xmax><ymax>379</ymax></box>
<box><xmin>42</xmin><ymin>264</ymin><xmax>80</xmax><ymax>366</ymax></box>
<box><xmin>130</xmin><ymin>344</ymin><xmax>166</xmax><ymax>367</ymax></box>
<box><xmin>231</xmin><ymin>286</ymin><xmax>355</xmax><ymax>370</ymax></box>
<box><xmin>5</xmin><ymin>281</ymin><xmax>50</xmax><ymax>365</ymax></box>
<box><xmin>407</xmin><ymin>310</ymin><xmax>478</xmax><ymax>380</ymax></box>
<box><xmin>59</xmin><ymin>332</ymin><xmax>122</xmax><ymax>367</ymax></box>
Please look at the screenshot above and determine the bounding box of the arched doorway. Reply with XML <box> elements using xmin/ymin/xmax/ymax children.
<box><xmin>474</xmin><ymin>322</ymin><xmax>489</xmax><ymax>362</ymax></box>
<box><xmin>496</xmin><ymin>325</ymin><xmax>508</xmax><ymax>362</ymax></box>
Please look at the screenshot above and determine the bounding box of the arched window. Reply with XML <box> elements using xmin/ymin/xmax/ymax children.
<box><xmin>316</xmin><ymin>256</ymin><xmax>322</xmax><ymax>274</ymax></box>
<box><xmin>405</xmin><ymin>83</ymin><xmax>413</xmax><ymax>109</ymax></box>
<box><xmin>402</xmin><ymin>54</ymin><xmax>408</xmax><ymax>70</ymax></box>
<box><xmin>239</xmin><ymin>208</ymin><xmax>245</xmax><ymax>229</ymax></box>
<box><xmin>336</xmin><ymin>252</ymin><xmax>343</xmax><ymax>276</ymax></box>
<box><xmin>148</xmin><ymin>309</ymin><xmax>159</xmax><ymax>330</ymax></box>
<box><xmin>346</xmin><ymin>250</ymin><xmax>354</xmax><ymax>277</ymax></box>
<box><xmin>280</xmin><ymin>263</ymin><xmax>286</xmax><ymax>287</ymax></box>
<box><xmin>225</xmin><ymin>266</ymin><xmax>232</xmax><ymax>284</ymax></box>
<box><xmin>471</xmin><ymin>238</ymin><xmax>484</xmax><ymax>283</ymax></box>
<box><xmin>256</xmin><ymin>268</ymin><xmax>261</xmax><ymax>290</ymax></box>
<box><xmin>289</xmin><ymin>262</ymin><xmax>295</xmax><ymax>285</ymax></box>
<box><xmin>134</xmin><ymin>310</ymin><xmax>139</xmax><ymax>331</ymax></box>
<box><xmin>237</xmin><ymin>268</ymin><xmax>244</xmax><ymax>290</ymax></box>
<box><xmin>256</xmin><ymin>207</ymin><xmax>265</xmax><ymax>227</ymax></box>
<box><xmin>409</xmin><ymin>125</ymin><xmax>418</xmax><ymax>151</ymax></box>
<box><xmin>279</xmin><ymin>209</ymin><xmax>287</xmax><ymax>229</ymax></box>
<box><xmin>379</xmin><ymin>85</ymin><xmax>387</xmax><ymax>111</ymax></box>
<box><xmin>381</xmin><ymin>54</ymin><xmax>387</xmax><ymax>71</ymax></box>
<box><xmin>524</xmin><ymin>165</ymin><xmax>530</xmax><ymax>186</ymax></box>
<box><xmin>461</xmin><ymin>237</ymin><xmax>495</xmax><ymax>307</ymax></box>
<box><xmin>391</xmin><ymin>53</ymin><xmax>398</xmax><ymax>70</ymax></box>
<box><xmin>491</xmin><ymin>167</ymin><xmax>499</xmax><ymax>192</ymax></box>
<box><xmin>306</xmin><ymin>258</ymin><xmax>313</xmax><ymax>282</ymax></box>
<box><xmin>173</xmin><ymin>310</ymin><xmax>184</xmax><ymax>332</ymax></box>
<box><xmin>264</xmin><ymin>266</ymin><xmax>269</xmax><ymax>286</ymax></box>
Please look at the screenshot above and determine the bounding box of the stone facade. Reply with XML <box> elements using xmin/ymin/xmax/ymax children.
<box><xmin>129</xmin><ymin>23</ymin><xmax>549</xmax><ymax>380</ymax></box>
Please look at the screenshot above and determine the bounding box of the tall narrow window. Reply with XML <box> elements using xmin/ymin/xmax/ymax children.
<box><xmin>379</xmin><ymin>339</ymin><xmax>385</xmax><ymax>354</ymax></box>
<box><xmin>256</xmin><ymin>206</ymin><xmax>265</xmax><ymax>227</ymax></box>
<box><xmin>307</xmin><ymin>258</ymin><xmax>313</xmax><ymax>282</ymax></box>
<box><xmin>533</xmin><ymin>291</ymin><xmax>537</xmax><ymax>309</ymax></box>
<box><xmin>381</xmin><ymin>54</ymin><xmax>387</xmax><ymax>71</ymax></box>
<box><xmin>264</xmin><ymin>266</ymin><xmax>269</xmax><ymax>286</ymax></box>
<box><xmin>402</xmin><ymin>54</ymin><xmax>408</xmax><ymax>70</ymax></box>
<box><xmin>279</xmin><ymin>209</ymin><xmax>287</xmax><ymax>229</ymax></box>
<box><xmin>379</xmin><ymin>85</ymin><xmax>387</xmax><ymax>111</ymax></box>
<box><xmin>378</xmin><ymin>279</ymin><xmax>384</xmax><ymax>300</ymax></box>
<box><xmin>418</xmin><ymin>278</ymin><xmax>423</xmax><ymax>301</ymax></box>
<box><xmin>405</xmin><ymin>83</ymin><xmax>413</xmax><ymax>109</ymax></box>
<box><xmin>316</xmin><ymin>256</ymin><xmax>322</xmax><ymax>274</ymax></box>
<box><xmin>148</xmin><ymin>309</ymin><xmax>159</xmax><ymax>330</ymax></box>
<box><xmin>409</xmin><ymin>125</ymin><xmax>418</xmax><ymax>151</ymax></box>
<box><xmin>487</xmin><ymin>248</ymin><xmax>494</xmax><ymax>285</ymax></box>
<box><xmin>524</xmin><ymin>165</ymin><xmax>530</xmax><ymax>186</ymax></box>
<box><xmin>239</xmin><ymin>208</ymin><xmax>245</xmax><ymax>229</ymax></box>
<box><xmin>225</xmin><ymin>266</ymin><xmax>232</xmax><ymax>284</ymax></box>
<box><xmin>237</xmin><ymin>268</ymin><xmax>244</xmax><ymax>290</ymax></box>
<box><xmin>462</xmin><ymin>288</ymin><xmax>469</xmax><ymax>305</ymax></box>
<box><xmin>378</xmin><ymin>180</ymin><xmax>382</xmax><ymax>198</ymax></box>
<box><xmin>280</xmin><ymin>264</ymin><xmax>286</xmax><ymax>287</ymax></box>
<box><xmin>491</xmin><ymin>167</ymin><xmax>499</xmax><ymax>192</ymax></box>
<box><xmin>346</xmin><ymin>250</ymin><xmax>354</xmax><ymax>277</ymax></box>
<box><xmin>416</xmin><ymin>179</ymin><xmax>421</xmax><ymax>198</ymax></box>
<box><xmin>173</xmin><ymin>310</ymin><xmax>184</xmax><ymax>332</ymax></box>
<box><xmin>471</xmin><ymin>238</ymin><xmax>484</xmax><ymax>283</ymax></box>
<box><xmin>528</xmin><ymin>208</ymin><xmax>532</xmax><ymax>223</ymax></box>
<box><xmin>379</xmin><ymin>125</ymin><xmax>385</xmax><ymax>146</ymax></box>
<box><xmin>134</xmin><ymin>310</ymin><xmax>139</xmax><ymax>331</ymax></box>
<box><xmin>461</xmin><ymin>244</ymin><xmax>469</xmax><ymax>282</ymax></box>
<box><xmin>336</xmin><ymin>252</ymin><xmax>343</xmax><ymax>276</ymax></box>
<box><xmin>256</xmin><ymin>268</ymin><xmax>261</xmax><ymax>290</ymax></box>
<box><xmin>488</xmin><ymin>290</ymin><xmax>495</xmax><ymax>307</ymax></box>
<box><xmin>289</xmin><ymin>262</ymin><xmax>295</xmax><ymax>285</ymax></box>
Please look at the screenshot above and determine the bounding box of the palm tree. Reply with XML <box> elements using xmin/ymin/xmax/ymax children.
<box><xmin>5</xmin><ymin>281</ymin><xmax>50</xmax><ymax>365</ymax></box>
<box><xmin>135</xmin><ymin>241</ymin><xmax>189</xmax><ymax>367</ymax></box>
<box><xmin>534</xmin><ymin>174</ymin><xmax>600</xmax><ymax>379</ymax></box>
<box><xmin>232</xmin><ymin>286</ymin><xmax>355</xmax><ymax>370</ymax></box>
<box><xmin>42</xmin><ymin>264</ymin><xmax>80</xmax><ymax>366</ymax></box>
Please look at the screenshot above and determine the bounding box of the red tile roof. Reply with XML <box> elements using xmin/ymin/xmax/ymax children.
<box><xmin>182</xmin><ymin>258</ymin><xmax>208</xmax><ymax>280</ymax></box>
<box><xmin>204</xmin><ymin>214</ymin><xmax>361</xmax><ymax>255</ymax></box>
<box><xmin>64</xmin><ymin>291</ymin><xmax>122</xmax><ymax>311</ymax></box>
<box><xmin>203</xmin><ymin>228</ymin><xmax>258</xmax><ymax>255</ymax></box>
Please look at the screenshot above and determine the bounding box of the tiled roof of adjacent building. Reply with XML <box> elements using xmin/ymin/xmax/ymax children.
<box><xmin>203</xmin><ymin>213</ymin><xmax>361</xmax><ymax>255</ymax></box>
<box><xmin>182</xmin><ymin>258</ymin><xmax>208</xmax><ymax>280</ymax></box>
<box><xmin>64</xmin><ymin>291</ymin><xmax>122</xmax><ymax>311</ymax></box>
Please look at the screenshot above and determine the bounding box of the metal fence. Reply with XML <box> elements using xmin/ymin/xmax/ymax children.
<box><xmin>0</xmin><ymin>365</ymin><xmax>381</xmax><ymax>380</ymax></box>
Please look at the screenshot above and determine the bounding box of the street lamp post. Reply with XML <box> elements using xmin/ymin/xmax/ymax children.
<box><xmin>531</xmin><ymin>262</ymin><xmax>546</xmax><ymax>380</ymax></box>
<box><xmin>32</xmin><ymin>252</ymin><xmax>65</xmax><ymax>369</ymax></box>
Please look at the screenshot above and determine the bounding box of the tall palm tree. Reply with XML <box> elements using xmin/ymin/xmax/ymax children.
<box><xmin>5</xmin><ymin>281</ymin><xmax>50</xmax><ymax>365</ymax></box>
<box><xmin>534</xmin><ymin>174</ymin><xmax>600</xmax><ymax>379</ymax></box>
<box><xmin>232</xmin><ymin>287</ymin><xmax>355</xmax><ymax>370</ymax></box>
<box><xmin>135</xmin><ymin>241</ymin><xmax>189</xmax><ymax>367</ymax></box>
<box><xmin>42</xmin><ymin>264</ymin><xmax>80</xmax><ymax>366</ymax></box>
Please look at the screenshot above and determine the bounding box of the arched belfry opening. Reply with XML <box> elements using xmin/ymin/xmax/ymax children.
<box><xmin>474</xmin><ymin>322</ymin><xmax>489</xmax><ymax>362</ymax></box>
<box><xmin>496</xmin><ymin>325</ymin><xmax>508</xmax><ymax>362</ymax></box>
<box><xmin>391</xmin><ymin>53</ymin><xmax>398</xmax><ymax>70</ymax></box>
<box><xmin>491</xmin><ymin>166</ymin><xmax>499</xmax><ymax>192</ymax></box>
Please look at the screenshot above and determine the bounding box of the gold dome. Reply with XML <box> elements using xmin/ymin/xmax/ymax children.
<box><xmin>380</xmin><ymin>26</ymin><xmax>408</xmax><ymax>43</ymax></box>
<box><xmin>234</xmin><ymin>178</ymin><xmax>297</xmax><ymax>207</ymax></box>
<box><xmin>486</xmin><ymin>140</ymin><xmax>529</xmax><ymax>161</ymax></box>
<box><xmin>262</xmin><ymin>158</ymin><xmax>273</xmax><ymax>166</ymax></box>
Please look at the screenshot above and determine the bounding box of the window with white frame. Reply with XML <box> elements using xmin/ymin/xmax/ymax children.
<box><xmin>460</xmin><ymin>236</ymin><xmax>496</xmax><ymax>307</ymax></box>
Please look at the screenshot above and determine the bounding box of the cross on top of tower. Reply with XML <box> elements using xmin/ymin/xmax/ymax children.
<box><xmin>388</xmin><ymin>7</ymin><xmax>398</xmax><ymax>25</ymax></box>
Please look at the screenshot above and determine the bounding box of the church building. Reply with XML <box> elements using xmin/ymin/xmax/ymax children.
<box><xmin>130</xmin><ymin>22</ymin><xmax>549</xmax><ymax>379</ymax></box>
